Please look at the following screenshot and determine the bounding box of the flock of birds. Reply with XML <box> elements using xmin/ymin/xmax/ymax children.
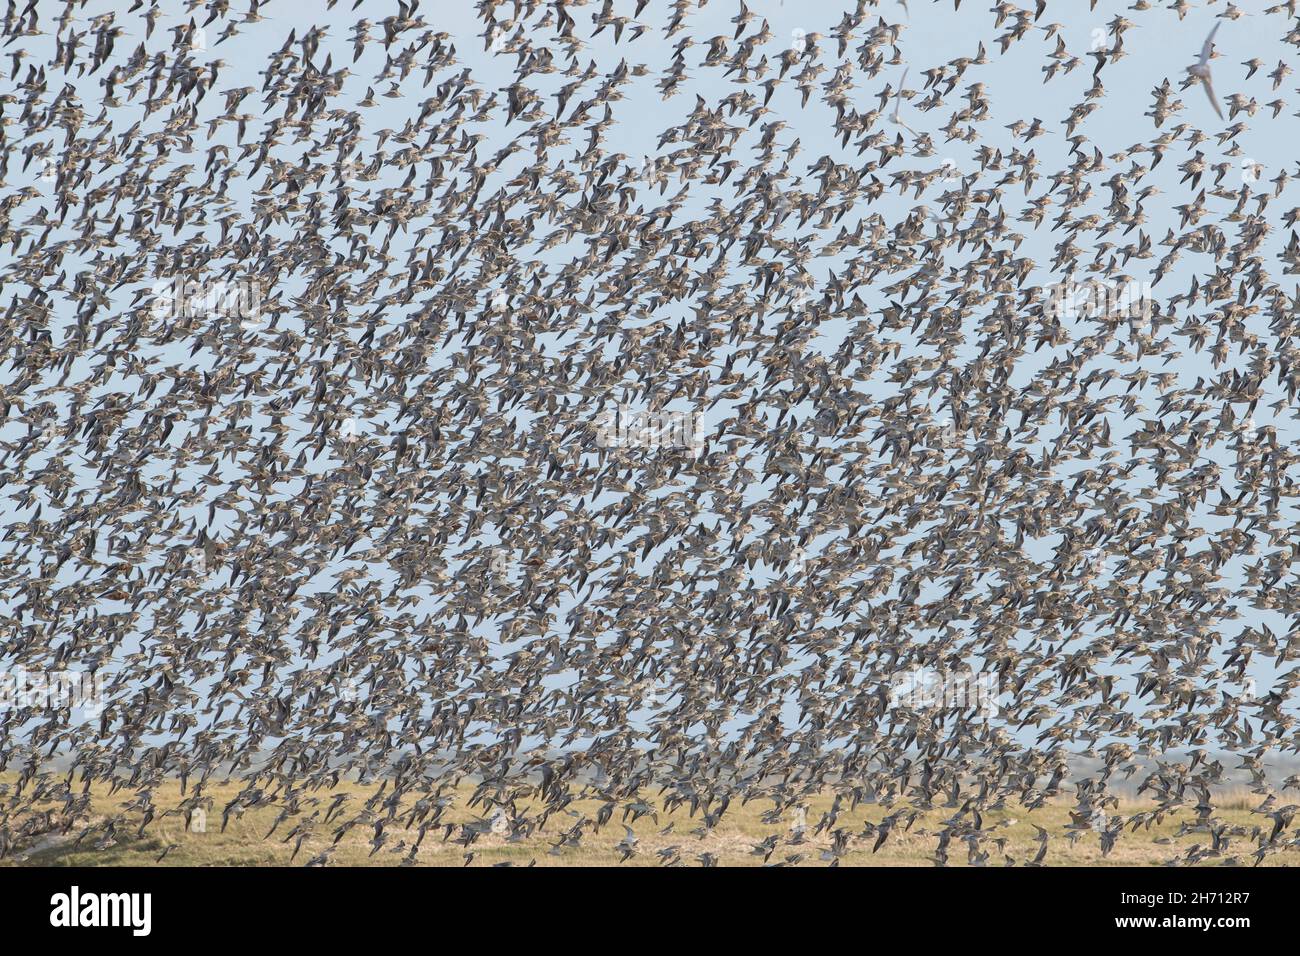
<box><xmin>1</xmin><ymin>0</ymin><xmax>1300</xmax><ymax>867</ymax></box>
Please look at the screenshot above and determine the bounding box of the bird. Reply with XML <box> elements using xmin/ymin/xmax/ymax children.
<box><xmin>888</xmin><ymin>68</ymin><xmax>918</xmax><ymax>136</ymax></box>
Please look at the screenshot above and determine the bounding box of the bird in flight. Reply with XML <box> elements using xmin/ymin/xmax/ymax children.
<box><xmin>0</xmin><ymin>0</ymin><xmax>1296</xmax><ymax>873</ymax></box>
<box><xmin>1188</xmin><ymin>21</ymin><xmax>1225</xmax><ymax>120</ymax></box>
<box><xmin>889</xmin><ymin>68</ymin><xmax>917</xmax><ymax>136</ymax></box>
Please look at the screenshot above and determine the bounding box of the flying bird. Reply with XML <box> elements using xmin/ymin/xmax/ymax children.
<box><xmin>1188</xmin><ymin>21</ymin><xmax>1225</xmax><ymax>120</ymax></box>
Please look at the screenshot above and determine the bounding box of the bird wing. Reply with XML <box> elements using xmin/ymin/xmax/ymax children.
<box><xmin>1202</xmin><ymin>74</ymin><xmax>1224</xmax><ymax>119</ymax></box>
<box><xmin>1199</xmin><ymin>21</ymin><xmax>1220</xmax><ymax>66</ymax></box>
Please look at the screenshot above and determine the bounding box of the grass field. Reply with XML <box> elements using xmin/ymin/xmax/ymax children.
<box><xmin>2</xmin><ymin>778</ymin><xmax>1294</xmax><ymax>867</ymax></box>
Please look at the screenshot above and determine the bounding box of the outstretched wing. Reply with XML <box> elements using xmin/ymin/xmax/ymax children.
<box><xmin>1199</xmin><ymin>21</ymin><xmax>1220</xmax><ymax>66</ymax></box>
<box><xmin>1202</xmin><ymin>73</ymin><xmax>1224</xmax><ymax>119</ymax></box>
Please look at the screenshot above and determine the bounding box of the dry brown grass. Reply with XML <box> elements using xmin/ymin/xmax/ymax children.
<box><xmin>2</xmin><ymin>777</ymin><xmax>1294</xmax><ymax>867</ymax></box>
